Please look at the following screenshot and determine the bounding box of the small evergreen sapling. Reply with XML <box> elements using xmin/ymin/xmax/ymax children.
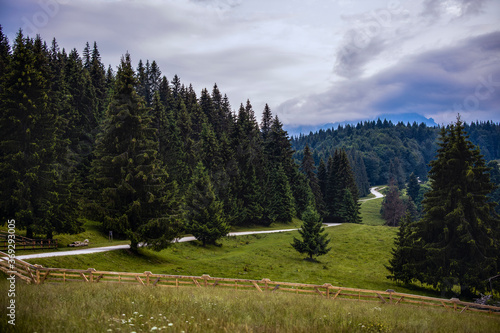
<box><xmin>291</xmin><ymin>205</ymin><xmax>331</xmax><ymax>261</ymax></box>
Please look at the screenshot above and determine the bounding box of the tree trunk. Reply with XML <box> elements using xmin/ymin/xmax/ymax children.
<box><xmin>26</xmin><ymin>226</ymin><xmax>33</xmax><ymax>239</ymax></box>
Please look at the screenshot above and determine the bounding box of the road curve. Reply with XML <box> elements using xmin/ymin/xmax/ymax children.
<box><xmin>16</xmin><ymin>224</ymin><xmax>342</xmax><ymax>260</ymax></box>
<box><xmin>359</xmin><ymin>186</ymin><xmax>385</xmax><ymax>202</ymax></box>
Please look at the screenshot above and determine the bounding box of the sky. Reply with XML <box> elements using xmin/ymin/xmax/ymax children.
<box><xmin>1</xmin><ymin>0</ymin><xmax>499</xmax><ymax>126</ymax></box>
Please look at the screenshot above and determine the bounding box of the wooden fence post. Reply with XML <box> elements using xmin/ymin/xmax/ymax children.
<box><xmin>144</xmin><ymin>271</ymin><xmax>152</xmax><ymax>286</ymax></box>
<box><xmin>202</xmin><ymin>274</ymin><xmax>210</xmax><ymax>287</ymax></box>
<box><xmin>450</xmin><ymin>298</ymin><xmax>459</xmax><ymax>312</ymax></box>
<box><xmin>88</xmin><ymin>268</ymin><xmax>96</xmax><ymax>282</ymax></box>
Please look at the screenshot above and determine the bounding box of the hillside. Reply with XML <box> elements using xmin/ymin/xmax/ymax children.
<box><xmin>291</xmin><ymin>120</ymin><xmax>500</xmax><ymax>186</ymax></box>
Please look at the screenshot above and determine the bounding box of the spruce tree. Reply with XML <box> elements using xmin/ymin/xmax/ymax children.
<box><xmin>407</xmin><ymin>172</ymin><xmax>420</xmax><ymax>202</ymax></box>
<box><xmin>268</xmin><ymin>164</ymin><xmax>295</xmax><ymax>223</ymax></box>
<box><xmin>300</xmin><ymin>144</ymin><xmax>322</xmax><ymax>208</ymax></box>
<box><xmin>381</xmin><ymin>179</ymin><xmax>406</xmax><ymax>227</ymax></box>
<box><xmin>339</xmin><ymin>189</ymin><xmax>362</xmax><ymax>223</ymax></box>
<box><xmin>291</xmin><ymin>204</ymin><xmax>331</xmax><ymax>261</ymax></box>
<box><xmin>400</xmin><ymin>117</ymin><xmax>500</xmax><ymax>295</ymax></box>
<box><xmin>90</xmin><ymin>53</ymin><xmax>182</xmax><ymax>251</ymax></box>
<box><xmin>184</xmin><ymin>162</ymin><xmax>230</xmax><ymax>246</ymax></box>
<box><xmin>487</xmin><ymin>160</ymin><xmax>500</xmax><ymax>215</ymax></box>
<box><xmin>386</xmin><ymin>212</ymin><xmax>421</xmax><ymax>284</ymax></box>
<box><xmin>0</xmin><ymin>31</ymin><xmax>78</xmax><ymax>238</ymax></box>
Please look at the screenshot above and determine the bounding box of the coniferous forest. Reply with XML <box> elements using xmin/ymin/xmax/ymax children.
<box><xmin>2</xmin><ymin>29</ymin><xmax>360</xmax><ymax>249</ymax></box>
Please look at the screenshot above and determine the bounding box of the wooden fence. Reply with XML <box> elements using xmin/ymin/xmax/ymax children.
<box><xmin>0</xmin><ymin>232</ymin><xmax>58</xmax><ymax>251</ymax></box>
<box><xmin>0</xmin><ymin>251</ymin><xmax>499</xmax><ymax>316</ymax></box>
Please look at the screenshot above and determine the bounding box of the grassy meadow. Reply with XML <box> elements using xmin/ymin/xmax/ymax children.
<box><xmin>1</xmin><ymin>278</ymin><xmax>499</xmax><ymax>333</ymax></box>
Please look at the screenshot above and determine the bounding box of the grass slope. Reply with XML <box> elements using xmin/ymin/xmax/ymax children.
<box><xmin>26</xmin><ymin>224</ymin><xmax>431</xmax><ymax>296</ymax></box>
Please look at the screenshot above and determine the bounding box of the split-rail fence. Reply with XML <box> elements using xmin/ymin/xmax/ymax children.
<box><xmin>1</xmin><ymin>251</ymin><xmax>499</xmax><ymax>316</ymax></box>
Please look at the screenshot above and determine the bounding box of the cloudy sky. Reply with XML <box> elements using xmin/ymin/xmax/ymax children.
<box><xmin>1</xmin><ymin>0</ymin><xmax>499</xmax><ymax>126</ymax></box>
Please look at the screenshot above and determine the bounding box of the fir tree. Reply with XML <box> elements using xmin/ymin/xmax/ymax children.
<box><xmin>268</xmin><ymin>164</ymin><xmax>295</xmax><ymax>223</ymax></box>
<box><xmin>381</xmin><ymin>179</ymin><xmax>406</xmax><ymax>227</ymax></box>
<box><xmin>300</xmin><ymin>144</ymin><xmax>322</xmax><ymax>209</ymax></box>
<box><xmin>407</xmin><ymin>172</ymin><xmax>420</xmax><ymax>203</ymax></box>
<box><xmin>90</xmin><ymin>53</ymin><xmax>182</xmax><ymax>251</ymax></box>
<box><xmin>400</xmin><ymin>117</ymin><xmax>500</xmax><ymax>295</ymax></box>
<box><xmin>338</xmin><ymin>189</ymin><xmax>362</xmax><ymax>223</ymax></box>
<box><xmin>184</xmin><ymin>162</ymin><xmax>230</xmax><ymax>246</ymax></box>
<box><xmin>291</xmin><ymin>205</ymin><xmax>331</xmax><ymax>261</ymax></box>
<box><xmin>487</xmin><ymin>160</ymin><xmax>500</xmax><ymax>215</ymax></box>
<box><xmin>0</xmin><ymin>31</ymin><xmax>79</xmax><ymax>238</ymax></box>
<box><xmin>386</xmin><ymin>212</ymin><xmax>421</xmax><ymax>284</ymax></box>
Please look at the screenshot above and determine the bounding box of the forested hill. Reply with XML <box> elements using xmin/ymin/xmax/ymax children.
<box><xmin>291</xmin><ymin>120</ymin><xmax>500</xmax><ymax>187</ymax></box>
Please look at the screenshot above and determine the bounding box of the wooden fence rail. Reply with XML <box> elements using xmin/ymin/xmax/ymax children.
<box><xmin>0</xmin><ymin>251</ymin><xmax>499</xmax><ymax>315</ymax></box>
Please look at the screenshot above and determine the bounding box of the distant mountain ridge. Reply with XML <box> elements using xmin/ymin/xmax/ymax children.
<box><xmin>284</xmin><ymin>113</ymin><xmax>437</xmax><ymax>137</ymax></box>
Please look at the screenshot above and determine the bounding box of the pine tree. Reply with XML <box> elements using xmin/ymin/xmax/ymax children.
<box><xmin>0</xmin><ymin>31</ymin><xmax>78</xmax><ymax>238</ymax></box>
<box><xmin>487</xmin><ymin>160</ymin><xmax>500</xmax><ymax>215</ymax></box>
<box><xmin>268</xmin><ymin>164</ymin><xmax>295</xmax><ymax>223</ymax></box>
<box><xmin>90</xmin><ymin>42</ymin><xmax>106</xmax><ymax>120</ymax></box>
<box><xmin>184</xmin><ymin>162</ymin><xmax>230</xmax><ymax>246</ymax></box>
<box><xmin>300</xmin><ymin>144</ymin><xmax>322</xmax><ymax>209</ymax></box>
<box><xmin>338</xmin><ymin>189</ymin><xmax>362</xmax><ymax>223</ymax></box>
<box><xmin>0</xmin><ymin>25</ymin><xmax>10</xmax><ymax>92</ymax></box>
<box><xmin>324</xmin><ymin>149</ymin><xmax>360</xmax><ymax>222</ymax></box>
<box><xmin>90</xmin><ymin>53</ymin><xmax>182</xmax><ymax>251</ymax></box>
<box><xmin>317</xmin><ymin>158</ymin><xmax>328</xmax><ymax>200</ymax></box>
<box><xmin>261</xmin><ymin>103</ymin><xmax>273</xmax><ymax>143</ymax></box>
<box><xmin>380</xmin><ymin>179</ymin><xmax>405</xmax><ymax>227</ymax></box>
<box><xmin>232</xmin><ymin>101</ymin><xmax>264</xmax><ymax>225</ymax></box>
<box><xmin>401</xmin><ymin>117</ymin><xmax>500</xmax><ymax>295</ymax></box>
<box><xmin>386</xmin><ymin>212</ymin><xmax>422</xmax><ymax>284</ymax></box>
<box><xmin>407</xmin><ymin>172</ymin><xmax>420</xmax><ymax>202</ymax></box>
<box><xmin>291</xmin><ymin>205</ymin><xmax>331</xmax><ymax>261</ymax></box>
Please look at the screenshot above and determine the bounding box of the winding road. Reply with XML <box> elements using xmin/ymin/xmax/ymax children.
<box><xmin>16</xmin><ymin>187</ymin><xmax>384</xmax><ymax>261</ymax></box>
<box><xmin>17</xmin><ymin>224</ymin><xmax>341</xmax><ymax>260</ymax></box>
<box><xmin>359</xmin><ymin>186</ymin><xmax>385</xmax><ymax>202</ymax></box>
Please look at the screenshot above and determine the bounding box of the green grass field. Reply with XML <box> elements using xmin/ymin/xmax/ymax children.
<box><xmin>1</xmin><ymin>278</ymin><xmax>499</xmax><ymax>333</ymax></box>
<box><xmin>26</xmin><ymin>223</ymin><xmax>430</xmax><ymax>296</ymax></box>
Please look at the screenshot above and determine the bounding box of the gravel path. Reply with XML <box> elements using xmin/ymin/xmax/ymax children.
<box><xmin>359</xmin><ymin>186</ymin><xmax>385</xmax><ymax>202</ymax></box>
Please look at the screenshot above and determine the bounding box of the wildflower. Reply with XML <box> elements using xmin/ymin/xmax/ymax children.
<box><xmin>151</xmin><ymin>327</ymin><xmax>158</xmax><ymax>331</ymax></box>
<box><xmin>133</xmin><ymin>312</ymin><xmax>139</xmax><ymax>315</ymax></box>
<box><xmin>168</xmin><ymin>323</ymin><xmax>173</xmax><ymax>327</ymax></box>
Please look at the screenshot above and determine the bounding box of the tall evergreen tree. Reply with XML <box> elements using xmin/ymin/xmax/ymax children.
<box><xmin>407</xmin><ymin>172</ymin><xmax>420</xmax><ymax>202</ymax></box>
<box><xmin>89</xmin><ymin>41</ymin><xmax>106</xmax><ymax>120</ymax></box>
<box><xmin>90</xmin><ymin>53</ymin><xmax>182</xmax><ymax>251</ymax></box>
<box><xmin>268</xmin><ymin>164</ymin><xmax>295</xmax><ymax>223</ymax></box>
<box><xmin>487</xmin><ymin>160</ymin><xmax>500</xmax><ymax>215</ymax></box>
<box><xmin>0</xmin><ymin>25</ymin><xmax>10</xmax><ymax>92</ymax></box>
<box><xmin>394</xmin><ymin>117</ymin><xmax>500</xmax><ymax>295</ymax></box>
<box><xmin>381</xmin><ymin>179</ymin><xmax>405</xmax><ymax>227</ymax></box>
<box><xmin>386</xmin><ymin>212</ymin><xmax>420</xmax><ymax>284</ymax></box>
<box><xmin>300</xmin><ymin>144</ymin><xmax>322</xmax><ymax>209</ymax></box>
<box><xmin>0</xmin><ymin>31</ymin><xmax>79</xmax><ymax>238</ymax></box>
<box><xmin>183</xmin><ymin>162</ymin><xmax>230</xmax><ymax>246</ymax></box>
